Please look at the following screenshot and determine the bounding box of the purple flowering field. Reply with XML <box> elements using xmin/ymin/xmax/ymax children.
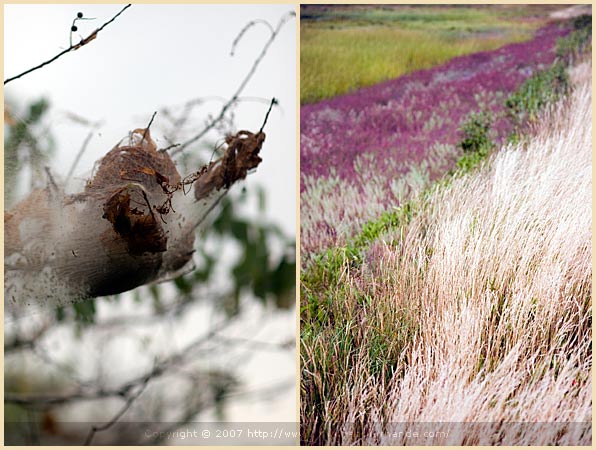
<box><xmin>300</xmin><ymin>22</ymin><xmax>571</xmax><ymax>260</ymax></box>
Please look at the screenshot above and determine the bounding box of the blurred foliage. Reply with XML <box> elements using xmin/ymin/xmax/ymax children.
<box><xmin>4</xmin><ymin>98</ymin><xmax>55</xmax><ymax>206</ymax></box>
<box><xmin>211</xmin><ymin>189</ymin><xmax>296</xmax><ymax>314</ymax></box>
<box><xmin>505</xmin><ymin>11</ymin><xmax>592</xmax><ymax>127</ymax></box>
<box><xmin>455</xmin><ymin>15</ymin><xmax>589</xmax><ymax>173</ymax></box>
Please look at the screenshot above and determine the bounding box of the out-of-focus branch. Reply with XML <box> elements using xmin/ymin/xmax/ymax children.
<box><xmin>84</xmin><ymin>372</ymin><xmax>152</xmax><ymax>445</ymax></box>
<box><xmin>66</xmin><ymin>131</ymin><xmax>94</xmax><ymax>182</ymax></box>
<box><xmin>4</xmin><ymin>318</ymin><xmax>234</xmax><ymax>407</ymax></box>
<box><xmin>211</xmin><ymin>335</ymin><xmax>294</xmax><ymax>352</ymax></box>
<box><xmin>4</xmin><ymin>4</ymin><xmax>132</xmax><ymax>85</ymax></box>
<box><xmin>88</xmin><ymin>288</ymin><xmax>225</xmax><ymax>330</ymax></box>
<box><xmin>4</xmin><ymin>323</ymin><xmax>52</xmax><ymax>353</ymax></box>
<box><xmin>142</xmin><ymin>378</ymin><xmax>295</xmax><ymax>445</ymax></box>
<box><xmin>172</xmin><ymin>11</ymin><xmax>295</xmax><ymax>156</ymax></box>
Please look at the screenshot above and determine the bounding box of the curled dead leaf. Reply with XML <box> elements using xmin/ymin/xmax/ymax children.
<box><xmin>194</xmin><ymin>130</ymin><xmax>265</xmax><ymax>200</ymax></box>
<box><xmin>102</xmin><ymin>184</ymin><xmax>167</xmax><ymax>256</ymax></box>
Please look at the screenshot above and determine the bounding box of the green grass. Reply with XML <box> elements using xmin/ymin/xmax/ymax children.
<box><xmin>301</xmin><ymin>5</ymin><xmax>551</xmax><ymax>104</ymax></box>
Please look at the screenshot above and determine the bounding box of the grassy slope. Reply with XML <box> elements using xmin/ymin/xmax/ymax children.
<box><xmin>301</xmin><ymin>5</ymin><xmax>558</xmax><ymax>104</ymax></box>
<box><xmin>301</xmin><ymin>65</ymin><xmax>592</xmax><ymax>445</ymax></box>
<box><xmin>301</xmin><ymin>13</ymin><xmax>592</xmax><ymax>445</ymax></box>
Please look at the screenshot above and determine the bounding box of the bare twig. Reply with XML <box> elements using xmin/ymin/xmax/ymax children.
<box><xmin>84</xmin><ymin>372</ymin><xmax>152</xmax><ymax>445</ymax></box>
<box><xmin>211</xmin><ymin>334</ymin><xmax>294</xmax><ymax>352</ymax></box>
<box><xmin>4</xmin><ymin>323</ymin><xmax>52</xmax><ymax>353</ymax></box>
<box><xmin>5</xmin><ymin>390</ymin><xmax>102</xmax><ymax>406</ymax></box>
<box><xmin>70</xmin><ymin>12</ymin><xmax>96</xmax><ymax>47</ymax></box>
<box><xmin>141</xmin><ymin>111</ymin><xmax>157</xmax><ymax>144</ymax></box>
<box><xmin>44</xmin><ymin>166</ymin><xmax>59</xmax><ymax>194</ymax></box>
<box><xmin>172</xmin><ymin>11</ymin><xmax>295</xmax><ymax>156</ymax></box>
<box><xmin>259</xmin><ymin>97</ymin><xmax>278</xmax><ymax>133</ymax></box>
<box><xmin>4</xmin><ymin>4</ymin><xmax>132</xmax><ymax>85</ymax></box>
<box><xmin>158</xmin><ymin>143</ymin><xmax>180</xmax><ymax>154</ymax></box>
<box><xmin>61</xmin><ymin>110</ymin><xmax>103</xmax><ymax>128</ymax></box>
<box><xmin>66</xmin><ymin>131</ymin><xmax>94</xmax><ymax>182</ymax></box>
<box><xmin>230</xmin><ymin>19</ymin><xmax>274</xmax><ymax>56</ymax></box>
<box><xmin>4</xmin><ymin>318</ymin><xmax>234</xmax><ymax>407</ymax></box>
<box><xmin>142</xmin><ymin>379</ymin><xmax>294</xmax><ymax>445</ymax></box>
<box><xmin>160</xmin><ymin>96</ymin><xmax>275</xmax><ymax>139</ymax></box>
<box><xmin>30</xmin><ymin>343</ymin><xmax>97</xmax><ymax>391</ymax></box>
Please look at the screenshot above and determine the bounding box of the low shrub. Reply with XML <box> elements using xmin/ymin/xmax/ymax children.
<box><xmin>505</xmin><ymin>61</ymin><xmax>570</xmax><ymax>127</ymax></box>
<box><xmin>556</xmin><ymin>14</ymin><xmax>592</xmax><ymax>63</ymax></box>
<box><xmin>457</xmin><ymin>110</ymin><xmax>493</xmax><ymax>170</ymax></box>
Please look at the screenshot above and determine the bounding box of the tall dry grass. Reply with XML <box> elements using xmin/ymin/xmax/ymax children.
<box><xmin>300</xmin><ymin>143</ymin><xmax>458</xmax><ymax>261</ymax></box>
<box><xmin>301</xmin><ymin>75</ymin><xmax>591</xmax><ymax>445</ymax></box>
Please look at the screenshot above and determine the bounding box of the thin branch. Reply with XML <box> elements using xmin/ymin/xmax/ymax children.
<box><xmin>158</xmin><ymin>143</ymin><xmax>180</xmax><ymax>154</ymax></box>
<box><xmin>142</xmin><ymin>378</ymin><xmax>294</xmax><ymax>445</ymax></box>
<box><xmin>4</xmin><ymin>318</ymin><xmax>234</xmax><ymax>407</ymax></box>
<box><xmin>222</xmin><ymin>378</ymin><xmax>294</xmax><ymax>402</ymax></box>
<box><xmin>66</xmin><ymin>131</ymin><xmax>94</xmax><ymax>182</ymax></box>
<box><xmin>141</xmin><ymin>111</ymin><xmax>157</xmax><ymax>144</ymax></box>
<box><xmin>259</xmin><ymin>97</ymin><xmax>278</xmax><ymax>133</ymax></box>
<box><xmin>70</xmin><ymin>12</ymin><xmax>97</xmax><ymax>47</ymax></box>
<box><xmin>4</xmin><ymin>4</ymin><xmax>132</xmax><ymax>85</ymax></box>
<box><xmin>4</xmin><ymin>323</ymin><xmax>52</xmax><ymax>353</ymax></box>
<box><xmin>84</xmin><ymin>372</ymin><xmax>152</xmax><ymax>445</ymax></box>
<box><xmin>212</xmin><ymin>334</ymin><xmax>294</xmax><ymax>352</ymax></box>
<box><xmin>30</xmin><ymin>343</ymin><xmax>97</xmax><ymax>391</ymax></box>
<box><xmin>44</xmin><ymin>166</ymin><xmax>59</xmax><ymax>194</ymax></box>
<box><xmin>160</xmin><ymin>96</ymin><xmax>276</xmax><ymax>138</ymax></box>
<box><xmin>230</xmin><ymin>19</ymin><xmax>275</xmax><ymax>56</ymax></box>
<box><xmin>172</xmin><ymin>11</ymin><xmax>295</xmax><ymax>156</ymax></box>
<box><xmin>61</xmin><ymin>110</ymin><xmax>103</xmax><ymax>127</ymax></box>
<box><xmin>5</xmin><ymin>390</ymin><xmax>99</xmax><ymax>406</ymax></box>
<box><xmin>144</xmin><ymin>402</ymin><xmax>208</xmax><ymax>445</ymax></box>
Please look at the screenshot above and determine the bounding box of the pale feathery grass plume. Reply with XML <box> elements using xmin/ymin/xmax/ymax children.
<box><xmin>303</xmin><ymin>75</ymin><xmax>591</xmax><ymax>445</ymax></box>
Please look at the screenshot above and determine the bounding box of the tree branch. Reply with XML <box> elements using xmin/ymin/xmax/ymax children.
<box><xmin>4</xmin><ymin>322</ymin><xmax>52</xmax><ymax>353</ymax></box>
<box><xmin>84</xmin><ymin>372</ymin><xmax>152</xmax><ymax>445</ymax></box>
<box><xmin>4</xmin><ymin>4</ymin><xmax>132</xmax><ymax>85</ymax></box>
<box><xmin>172</xmin><ymin>11</ymin><xmax>295</xmax><ymax>156</ymax></box>
<box><xmin>66</xmin><ymin>131</ymin><xmax>94</xmax><ymax>183</ymax></box>
<box><xmin>4</xmin><ymin>318</ymin><xmax>234</xmax><ymax>407</ymax></box>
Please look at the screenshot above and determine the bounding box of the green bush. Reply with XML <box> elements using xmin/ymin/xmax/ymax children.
<box><xmin>459</xmin><ymin>110</ymin><xmax>494</xmax><ymax>154</ymax></box>
<box><xmin>505</xmin><ymin>62</ymin><xmax>570</xmax><ymax>127</ymax></box>
<box><xmin>456</xmin><ymin>110</ymin><xmax>493</xmax><ymax>171</ymax></box>
<box><xmin>556</xmin><ymin>15</ymin><xmax>592</xmax><ymax>63</ymax></box>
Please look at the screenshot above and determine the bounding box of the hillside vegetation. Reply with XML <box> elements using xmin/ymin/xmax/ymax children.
<box><xmin>300</xmin><ymin>10</ymin><xmax>592</xmax><ymax>445</ymax></box>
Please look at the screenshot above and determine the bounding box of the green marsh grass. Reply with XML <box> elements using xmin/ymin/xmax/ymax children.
<box><xmin>301</xmin><ymin>6</ymin><xmax>546</xmax><ymax>104</ymax></box>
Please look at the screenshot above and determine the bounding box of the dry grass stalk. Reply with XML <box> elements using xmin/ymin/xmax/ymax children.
<box><xmin>302</xmin><ymin>77</ymin><xmax>591</xmax><ymax>445</ymax></box>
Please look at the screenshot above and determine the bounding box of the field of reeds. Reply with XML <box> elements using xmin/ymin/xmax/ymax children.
<box><xmin>301</xmin><ymin>4</ymin><xmax>565</xmax><ymax>104</ymax></box>
<box><xmin>300</xmin><ymin>5</ymin><xmax>592</xmax><ymax>446</ymax></box>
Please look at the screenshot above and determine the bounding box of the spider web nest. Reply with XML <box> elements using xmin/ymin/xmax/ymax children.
<box><xmin>5</xmin><ymin>125</ymin><xmax>266</xmax><ymax>317</ymax></box>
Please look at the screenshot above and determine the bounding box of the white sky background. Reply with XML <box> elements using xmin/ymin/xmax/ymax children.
<box><xmin>4</xmin><ymin>3</ymin><xmax>297</xmax><ymax>235</ymax></box>
<box><xmin>4</xmin><ymin>3</ymin><xmax>297</xmax><ymax>432</ymax></box>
